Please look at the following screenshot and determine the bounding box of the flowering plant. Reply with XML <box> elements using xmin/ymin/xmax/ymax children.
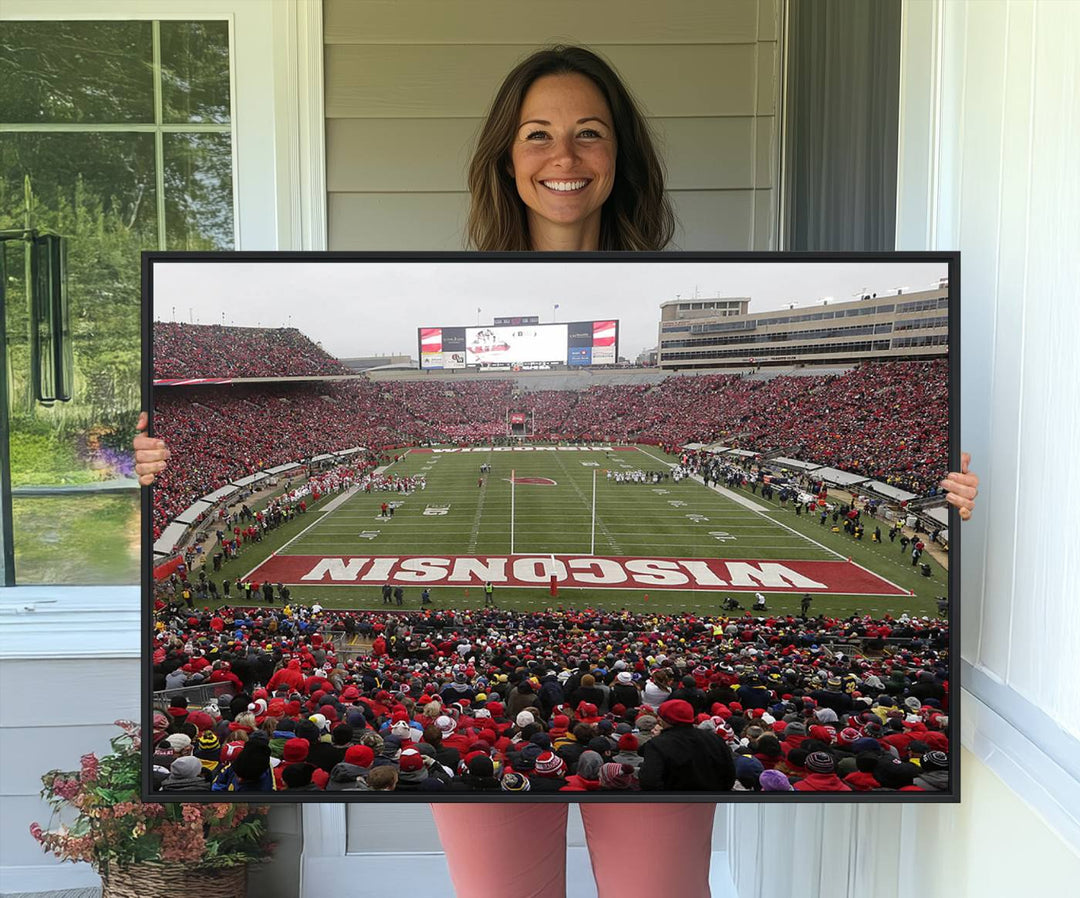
<box><xmin>30</xmin><ymin>720</ymin><xmax>273</xmax><ymax>874</ymax></box>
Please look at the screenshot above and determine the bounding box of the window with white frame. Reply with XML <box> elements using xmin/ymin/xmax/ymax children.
<box><xmin>0</xmin><ymin>19</ymin><xmax>234</xmax><ymax>584</ymax></box>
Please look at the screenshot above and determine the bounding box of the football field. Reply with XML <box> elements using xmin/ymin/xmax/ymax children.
<box><xmin>227</xmin><ymin>445</ymin><xmax>947</xmax><ymax>618</ymax></box>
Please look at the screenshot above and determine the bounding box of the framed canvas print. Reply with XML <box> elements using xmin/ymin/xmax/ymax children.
<box><xmin>142</xmin><ymin>251</ymin><xmax>958</xmax><ymax>803</ymax></box>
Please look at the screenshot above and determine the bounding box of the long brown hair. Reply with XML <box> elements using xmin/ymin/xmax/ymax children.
<box><xmin>467</xmin><ymin>46</ymin><xmax>675</xmax><ymax>251</ymax></box>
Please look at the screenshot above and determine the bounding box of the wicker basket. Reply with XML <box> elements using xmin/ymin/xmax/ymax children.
<box><xmin>100</xmin><ymin>863</ymin><xmax>247</xmax><ymax>898</ymax></box>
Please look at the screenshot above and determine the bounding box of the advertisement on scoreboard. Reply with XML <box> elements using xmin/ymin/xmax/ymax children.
<box><xmin>419</xmin><ymin>326</ymin><xmax>467</xmax><ymax>369</ymax></box>
<box><xmin>568</xmin><ymin>320</ymin><xmax>617</xmax><ymax>366</ymax></box>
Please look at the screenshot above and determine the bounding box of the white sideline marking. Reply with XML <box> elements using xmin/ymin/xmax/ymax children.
<box><xmin>633</xmin><ymin>445</ymin><xmax>842</xmax><ymax>560</ymax></box>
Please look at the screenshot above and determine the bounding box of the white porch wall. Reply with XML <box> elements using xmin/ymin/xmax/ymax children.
<box><xmin>729</xmin><ymin>0</ymin><xmax>1080</xmax><ymax>892</ymax></box>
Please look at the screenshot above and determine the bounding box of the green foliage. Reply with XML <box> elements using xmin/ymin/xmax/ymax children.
<box><xmin>7</xmin><ymin>427</ymin><xmax>91</xmax><ymax>485</ymax></box>
<box><xmin>1</xmin><ymin>160</ymin><xmax>144</xmax><ymax>458</ymax></box>
<box><xmin>0</xmin><ymin>22</ymin><xmax>155</xmax><ymax>124</ymax></box>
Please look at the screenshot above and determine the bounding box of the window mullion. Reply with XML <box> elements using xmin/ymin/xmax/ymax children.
<box><xmin>152</xmin><ymin>19</ymin><xmax>167</xmax><ymax>252</ymax></box>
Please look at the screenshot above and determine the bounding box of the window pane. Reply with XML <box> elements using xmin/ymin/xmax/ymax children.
<box><xmin>2</xmin><ymin>132</ymin><xmax>152</xmax><ymax>584</ymax></box>
<box><xmin>0</xmin><ymin>21</ymin><xmax>154</xmax><ymax>124</ymax></box>
<box><xmin>160</xmin><ymin>21</ymin><xmax>232</xmax><ymax>124</ymax></box>
<box><xmin>12</xmin><ymin>493</ymin><xmax>140</xmax><ymax>585</ymax></box>
<box><xmin>1</xmin><ymin>132</ymin><xmax>156</xmax><ymax>411</ymax></box>
<box><xmin>163</xmin><ymin>133</ymin><xmax>235</xmax><ymax>249</ymax></box>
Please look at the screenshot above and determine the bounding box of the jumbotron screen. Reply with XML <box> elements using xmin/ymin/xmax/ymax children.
<box><xmin>418</xmin><ymin>320</ymin><xmax>618</xmax><ymax>369</ymax></box>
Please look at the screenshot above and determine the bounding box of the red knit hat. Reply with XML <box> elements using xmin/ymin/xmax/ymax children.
<box><xmin>534</xmin><ymin>751</ymin><xmax>566</xmax><ymax>776</ymax></box>
<box><xmin>283</xmin><ymin>737</ymin><xmax>309</xmax><ymax>763</ymax></box>
<box><xmin>658</xmin><ymin>699</ymin><xmax>694</xmax><ymax>725</ymax></box>
<box><xmin>617</xmin><ymin>733</ymin><xmax>639</xmax><ymax>751</ymax></box>
<box><xmin>838</xmin><ymin>727</ymin><xmax>861</xmax><ymax>746</ymax></box>
<box><xmin>186</xmin><ymin>711</ymin><xmax>213</xmax><ymax>732</ymax></box>
<box><xmin>344</xmin><ymin>744</ymin><xmax>374</xmax><ymax>767</ymax></box>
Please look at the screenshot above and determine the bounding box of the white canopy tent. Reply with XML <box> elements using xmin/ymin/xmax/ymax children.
<box><xmin>863</xmin><ymin>480</ymin><xmax>919</xmax><ymax>503</ymax></box>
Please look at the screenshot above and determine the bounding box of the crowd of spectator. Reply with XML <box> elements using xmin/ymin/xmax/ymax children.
<box><xmin>154</xmin><ymin>323</ymin><xmax>350</xmax><ymax>379</ymax></box>
<box><xmin>151</xmin><ymin>342</ymin><xmax>947</xmax><ymax>533</ymax></box>
<box><xmin>151</xmin><ymin>381</ymin><xmax>407</xmax><ymax>529</ymax></box>
<box><xmin>151</xmin><ymin>602</ymin><xmax>950</xmax><ymax>795</ymax></box>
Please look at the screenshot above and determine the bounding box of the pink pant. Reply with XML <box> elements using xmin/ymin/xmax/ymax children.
<box><xmin>431</xmin><ymin>802</ymin><xmax>716</xmax><ymax>898</ymax></box>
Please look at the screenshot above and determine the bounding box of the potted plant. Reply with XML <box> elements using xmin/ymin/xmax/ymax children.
<box><xmin>30</xmin><ymin>720</ymin><xmax>273</xmax><ymax>897</ymax></box>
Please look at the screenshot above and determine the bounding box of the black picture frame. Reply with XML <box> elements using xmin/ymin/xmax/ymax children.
<box><xmin>142</xmin><ymin>250</ymin><xmax>960</xmax><ymax>804</ymax></box>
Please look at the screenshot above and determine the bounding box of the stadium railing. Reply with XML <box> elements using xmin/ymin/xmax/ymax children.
<box><xmin>153</xmin><ymin>681</ymin><xmax>235</xmax><ymax>709</ymax></box>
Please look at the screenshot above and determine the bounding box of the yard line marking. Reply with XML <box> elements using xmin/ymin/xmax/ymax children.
<box><xmin>553</xmin><ymin>451</ymin><xmax>619</xmax><ymax>554</ymax></box>
<box><xmin>632</xmin><ymin>445</ymin><xmax>845</xmax><ymax>561</ymax></box>
<box><xmin>468</xmin><ymin>449</ymin><xmax>494</xmax><ymax>552</ymax></box>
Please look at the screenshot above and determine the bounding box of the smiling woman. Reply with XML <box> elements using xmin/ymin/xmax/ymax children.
<box><xmin>466</xmin><ymin>45</ymin><xmax>674</xmax><ymax>252</ymax></box>
<box><xmin>509</xmin><ymin>72</ymin><xmax>617</xmax><ymax>250</ymax></box>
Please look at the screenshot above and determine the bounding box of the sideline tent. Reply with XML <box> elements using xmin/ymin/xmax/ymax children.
<box><xmin>770</xmin><ymin>457</ymin><xmax>823</xmax><ymax>472</ymax></box>
<box><xmin>811</xmin><ymin>467</ymin><xmax>869</xmax><ymax>488</ymax></box>
<box><xmin>153</xmin><ymin>522</ymin><xmax>189</xmax><ymax>557</ymax></box>
<box><xmin>204</xmin><ymin>484</ymin><xmax>239</xmax><ymax>503</ymax></box>
<box><xmin>863</xmin><ymin>480</ymin><xmax>918</xmax><ymax>503</ymax></box>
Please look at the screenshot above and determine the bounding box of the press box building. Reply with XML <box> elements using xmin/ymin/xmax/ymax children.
<box><xmin>656</xmin><ymin>283</ymin><xmax>949</xmax><ymax>370</ymax></box>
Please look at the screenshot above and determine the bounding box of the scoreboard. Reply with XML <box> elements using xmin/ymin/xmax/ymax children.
<box><xmin>418</xmin><ymin>320</ymin><xmax>618</xmax><ymax>369</ymax></box>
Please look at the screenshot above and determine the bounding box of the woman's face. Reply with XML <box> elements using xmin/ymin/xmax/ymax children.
<box><xmin>509</xmin><ymin>73</ymin><xmax>617</xmax><ymax>249</ymax></box>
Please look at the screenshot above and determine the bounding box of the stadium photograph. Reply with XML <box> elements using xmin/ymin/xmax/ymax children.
<box><xmin>146</xmin><ymin>254</ymin><xmax>955</xmax><ymax>800</ymax></box>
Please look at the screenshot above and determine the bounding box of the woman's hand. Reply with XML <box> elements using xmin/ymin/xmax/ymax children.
<box><xmin>941</xmin><ymin>451</ymin><xmax>979</xmax><ymax>521</ymax></box>
<box><xmin>133</xmin><ymin>411</ymin><xmax>171</xmax><ymax>486</ymax></box>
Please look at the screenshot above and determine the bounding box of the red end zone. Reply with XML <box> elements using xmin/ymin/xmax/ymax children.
<box><xmin>246</xmin><ymin>554</ymin><xmax>907</xmax><ymax>596</ymax></box>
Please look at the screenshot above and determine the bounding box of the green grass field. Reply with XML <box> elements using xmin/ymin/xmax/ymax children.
<box><xmin>16</xmin><ymin>492</ymin><xmax>140</xmax><ymax>585</ymax></box>
<box><xmin>207</xmin><ymin>445</ymin><xmax>947</xmax><ymax>619</ymax></box>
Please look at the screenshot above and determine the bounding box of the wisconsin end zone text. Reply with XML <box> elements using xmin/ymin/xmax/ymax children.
<box><xmin>247</xmin><ymin>554</ymin><xmax>907</xmax><ymax>595</ymax></box>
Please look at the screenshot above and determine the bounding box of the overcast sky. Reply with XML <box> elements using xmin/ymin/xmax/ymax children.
<box><xmin>153</xmin><ymin>259</ymin><xmax>948</xmax><ymax>361</ymax></box>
